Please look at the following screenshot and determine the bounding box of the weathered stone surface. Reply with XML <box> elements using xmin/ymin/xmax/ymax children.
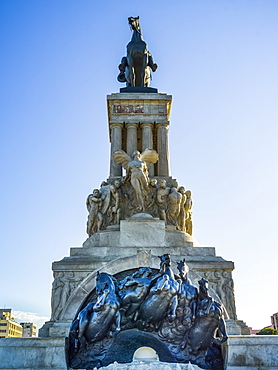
<box><xmin>225</xmin><ymin>335</ymin><xmax>278</xmax><ymax>369</ymax></box>
<box><xmin>107</xmin><ymin>92</ymin><xmax>172</xmax><ymax>178</ymax></box>
<box><xmin>99</xmin><ymin>361</ymin><xmax>202</xmax><ymax>369</ymax></box>
<box><xmin>120</xmin><ymin>217</ymin><xmax>165</xmax><ymax>247</ymax></box>
<box><xmin>1</xmin><ymin>336</ymin><xmax>278</xmax><ymax>369</ymax></box>
<box><xmin>0</xmin><ymin>337</ymin><xmax>67</xmax><ymax>370</ymax></box>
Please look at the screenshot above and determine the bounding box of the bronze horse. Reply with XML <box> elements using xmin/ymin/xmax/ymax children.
<box><xmin>118</xmin><ymin>16</ymin><xmax>157</xmax><ymax>87</ymax></box>
<box><xmin>186</xmin><ymin>278</ymin><xmax>228</xmax><ymax>354</ymax></box>
<box><xmin>138</xmin><ymin>254</ymin><xmax>179</xmax><ymax>328</ymax></box>
<box><xmin>70</xmin><ymin>272</ymin><xmax>121</xmax><ymax>347</ymax></box>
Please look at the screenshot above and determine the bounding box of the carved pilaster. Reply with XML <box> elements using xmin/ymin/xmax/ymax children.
<box><xmin>126</xmin><ymin>122</ymin><xmax>138</xmax><ymax>157</ymax></box>
<box><xmin>141</xmin><ymin>123</ymin><xmax>154</xmax><ymax>176</ymax></box>
<box><xmin>157</xmin><ymin>122</ymin><xmax>170</xmax><ymax>176</ymax></box>
<box><xmin>110</xmin><ymin>123</ymin><xmax>123</xmax><ymax>177</ymax></box>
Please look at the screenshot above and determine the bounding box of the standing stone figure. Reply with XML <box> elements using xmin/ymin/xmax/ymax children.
<box><xmin>51</xmin><ymin>272</ymin><xmax>75</xmax><ymax>320</ymax></box>
<box><xmin>99</xmin><ymin>181</ymin><xmax>111</xmax><ymax>226</ymax></box>
<box><xmin>108</xmin><ymin>185</ymin><xmax>122</xmax><ymax>225</ymax></box>
<box><xmin>184</xmin><ymin>190</ymin><xmax>193</xmax><ymax>235</ymax></box>
<box><xmin>156</xmin><ymin>179</ymin><xmax>170</xmax><ymax>221</ymax></box>
<box><xmin>113</xmin><ymin>149</ymin><xmax>158</xmax><ymax>212</ymax></box>
<box><xmin>86</xmin><ymin>189</ymin><xmax>103</xmax><ymax>236</ymax></box>
<box><xmin>203</xmin><ymin>271</ymin><xmax>222</xmax><ymax>301</ymax></box>
<box><xmin>146</xmin><ymin>178</ymin><xmax>158</xmax><ymax>216</ymax></box>
<box><xmin>178</xmin><ymin>186</ymin><xmax>187</xmax><ymax>231</ymax></box>
<box><xmin>167</xmin><ymin>187</ymin><xmax>182</xmax><ymax>228</ymax></box>
<box><xmin>221</xmin><ymin>270</ymin><xmax>237</xmax><ymax>320</ymax></box>
<box><xmin>51</xmin><ymin>272</ymin><xmax>65</xmax><ymax>320</ymax></box>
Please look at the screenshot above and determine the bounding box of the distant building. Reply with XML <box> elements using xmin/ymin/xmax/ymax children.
<box><xmin>20</xmin><ymin>322</ymin><xmax>37</xmax><ymax>337</ymax></box>
<box><xmin>249</xmin><ymin>327</ymin><xmax>260</xmax><ymax>335</ymax></box>
<box><xmin>0</xmin><ymin>309</ymin><xmax>23</xmax><ymax>338</ymax></box>
<box><xmin>271</xmin><ymin>312</ymin><xmax>278</xmax><ymax>330</ymax></box>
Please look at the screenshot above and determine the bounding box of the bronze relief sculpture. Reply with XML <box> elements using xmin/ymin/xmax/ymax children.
<box><xmin>67</xmin><ymin>255</ymin><xmax>227</xmax><ymax>370</ymax></box>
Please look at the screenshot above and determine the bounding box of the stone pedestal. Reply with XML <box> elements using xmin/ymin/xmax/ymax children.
<box><xmin>107</xmin><ymin>92</ymin><xmax>172</xmax><ymax>177</ymax></box>
<box><xmin>39</xmin><ymin>215</ymin><xmax>238</xmax><ymax>338</ymax></box>
<box><xmin>2</xmin><ymin>336</ymin><xmax>278</xmax><ymax>370</ymax></box>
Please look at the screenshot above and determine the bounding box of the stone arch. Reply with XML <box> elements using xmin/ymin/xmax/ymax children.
<box><xmin>102</xmin><ymin>329</ymin><xmax>174</xmax><ymax>366</ymax></box>
<box><xmin>61</xmin><ymin>250</ymin><xmax>160</xmax><ymax>320</ymax></box>
<box><xmin>61</xmin><ymin>251</ymin><xmax>227</xmax><ymax>321</ymax></box>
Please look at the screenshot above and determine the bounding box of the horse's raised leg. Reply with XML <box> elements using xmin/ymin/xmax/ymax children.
<box><xmin>126</xmin><ymin>56</ymin><xmax>135</xmax><ymax>86</ymax></box>
<box><xmin>141</xmin><ymin>53</ymin><xmax>148</xmax><ymax>87</ymax></box>
<box><xmin>115</xmin><ymin>310</ymin><xmax>121</xmax><ymax>332</ymax></box>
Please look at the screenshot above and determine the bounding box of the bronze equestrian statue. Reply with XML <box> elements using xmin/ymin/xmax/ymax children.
<box><xmin>118</xmin><ymin>16</ymin><xmax>158</xmax><ymax>87</ymax></box>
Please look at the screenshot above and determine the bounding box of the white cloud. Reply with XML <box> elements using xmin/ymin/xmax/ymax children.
<box><xmin>12</xmin><ymin>311</ymin><xmax>49</xmax><ymax>332</ymax></box>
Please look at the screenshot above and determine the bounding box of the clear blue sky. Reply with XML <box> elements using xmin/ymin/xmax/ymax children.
<box><xmin>1</xmin><ymin>0</ymin><xmax>277</xmax><ymax>330</ymax></box>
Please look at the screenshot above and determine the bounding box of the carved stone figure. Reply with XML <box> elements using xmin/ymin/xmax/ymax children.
<box><xmin>113</xmin><ymin>149</ymin><xmax>158</xmax><ymax>212</ymax></box>
<box><xmin>166</xmin><ymin>187</ymin><xmax>182</xmax><ymax>229</ymax></box>
<box><xmin>221</xmin><ymin>271</ymin><xmax>237</xmax><ymax>320</ymax></box>
<box><xmin>203</xmin><ymin>271</ymin><xmax>222</xmax><ymax>300</ymax></box>
<box><xmin>51</xmin><ymin>272</ymin><xmax>65</xmax><ymax>320</ymax></box>
<box><xmin>185</xmin><ymin>190</ymin><xmax>193</xmax><ymax>235</ymax></box>
<box><xmin>118</xmin><ymin>16</ymin><xmax>158</xmax><ymax>87</ymax></box>
<box><xmin>177</xmin><ymin>186</ymin><xmax>186</xmax><ymax>231</ymax></box>
<box><xmin>156</xmin><ymin>179</ymin><xmax>170</xmax><ymax>221</ymax></box>
<box><xmin>86</xmin><ymin>189</ymin><xmax>103</xmax><ymax>236</ymax></box>
<box><xmin>67</xmin><ymin>272</ymin><xmax>84</xmax><ymax>297</ymax></box>
<box><xmin>146</xmin><ymin>178</ymin><xmax>158</xmax><ymax>216</ymax></box>
<box><xmin>51</xmin><ymin>272</ymin><xmax>86</xmax><ymax>321</ymax></box>
<box><xmin>99</xmin><ymin>181</ymin><xmax>111</xmax><ymax>226</ymax></box>
<box><xmin>107</xmin><ymin>185</ymin><xmax>121</xmax><ymax>225</ymax></box>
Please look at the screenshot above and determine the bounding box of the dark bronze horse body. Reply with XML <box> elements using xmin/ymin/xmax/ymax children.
<box><xmin>139</xmin><ymin>254</ymin><xmax>179</xmax><ymax>327</ymax></box>
<box><xmin>69</xmin><ymin>272</ymin><xmax>121</xmax><ymax>347</ymax></box>
<box><xmin>118</xmin><ymin>17</ymin><xmax>157</xmax><ymax>87</ymax></box>
<box><xmin>67</xmin><ymin>257</ymin><xmax>228</xmax><ymax>370</ymax></box>
<box><xmin>186</xmin><ymin>278</ymin><xmax>228</xmax><ymax>355</ymax></box>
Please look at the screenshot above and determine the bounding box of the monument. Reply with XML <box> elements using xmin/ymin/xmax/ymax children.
<box><xmin>1</xmin><ymin>16</ymin><xmax>278</xmax><ymax>370</ymax></box>
<box><xmin>37</xmin><ymin>16</ymin><xmax>242</xmax><ymax>370</ymax></box>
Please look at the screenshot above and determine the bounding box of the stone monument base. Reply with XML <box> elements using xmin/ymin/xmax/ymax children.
<box><xmin>1</xmin><ymin>336</ymin><xmax>278</xmax><ymax>370</ymax></box>
<box><xmin>40</xmin><ymin>216</ymin><xmax>244</xmax><ymax>338</ymax></box>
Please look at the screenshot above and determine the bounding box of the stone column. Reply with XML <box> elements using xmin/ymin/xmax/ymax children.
<box><xmin>126</xmin><ymin>123</ymin><xmax>138</xmax><ymax>157</ymax></box>
<box><xmin>157</xmin><ymin>123</ymin><xmax>170</xmax><ymax>177</ymax></box>
<box><xmin>110</xmin><ymin>123</ymin><xmax>123</xmax><ymax>177</ymax></box>
<box><xmin>141</xmin><ymin>123</ymin><xmax>154</xmax><ymax>177</ymax></box>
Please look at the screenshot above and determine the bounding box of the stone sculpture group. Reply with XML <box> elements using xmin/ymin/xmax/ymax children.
<box><xmin>67</xmin><ymin>255</ymin><xmax>227</xmax><ymax>370</ymax></box>
<box><xmin>86</xmin><ymin>149</ymin><xmax>194</xmax><ymax>237</ymax></box>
